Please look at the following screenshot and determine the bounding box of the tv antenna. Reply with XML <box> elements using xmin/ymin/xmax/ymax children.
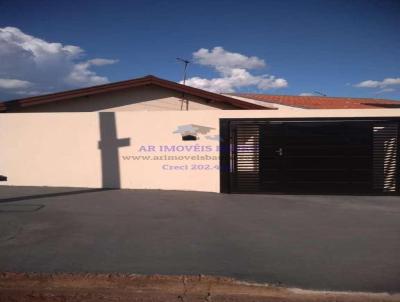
<box><xmin>313</xmin><ymin>91</ymin><xmax>327</xmax><ymax>97</ymax></box>
<box><xmin>176</xmin><ymin>58</ymin><xmax>191</xmax><ymax>85</ymax></box>
<box><xmin>176</xmin><ymin>58</ymin><xmax>191</xmax><ymax>110</ymax></box>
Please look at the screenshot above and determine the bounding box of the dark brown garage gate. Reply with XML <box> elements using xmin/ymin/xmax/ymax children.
<box><xmin>220</xmin><ymin>118</ymin><xmax>400</xmax><ymax>194</ymax></box>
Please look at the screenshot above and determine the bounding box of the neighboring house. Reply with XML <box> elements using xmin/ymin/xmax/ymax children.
<box><xmin>1</xmin><ymin>75</ymin><xmax>400</xmax><ymax>195</ymax></box>
<box><xmin>229</xmin><ymin>93</ymin><xmax>400</xmax><ymax>109</ymax></box>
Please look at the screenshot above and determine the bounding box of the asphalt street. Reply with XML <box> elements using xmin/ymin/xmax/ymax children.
<box><xmin>0</xmin><ymin>186</ymin><xmax>399</xmax><ymax>292</ymax></box>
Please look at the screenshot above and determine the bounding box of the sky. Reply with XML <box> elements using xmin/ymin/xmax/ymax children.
<box><xmin>0</xmin><ymin>0</ymin><xmax>399</xmax><ymax>101</ymax></box>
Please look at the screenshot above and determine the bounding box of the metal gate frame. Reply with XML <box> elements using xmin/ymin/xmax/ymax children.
<box><xmin>220</xmin><ymin>117</ymin><xmax>400</xmax><ymax>195</ymax></box>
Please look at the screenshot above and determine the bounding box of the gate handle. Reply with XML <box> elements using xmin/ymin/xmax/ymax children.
<box><xmin>276</xmin><ymin>148</ymin><xmax>283</xmax><ymax>156</ymax></box>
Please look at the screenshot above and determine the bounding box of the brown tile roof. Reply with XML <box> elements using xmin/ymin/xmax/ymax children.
<box><xmin>232</xmin><ymin>93</ymin><xmax>400</xmax><ymax>109</ymax></box>
<box><xmin>0</xmin><ymin>75</ymin><xmax>273</xmax><ymax>112</ymax></box>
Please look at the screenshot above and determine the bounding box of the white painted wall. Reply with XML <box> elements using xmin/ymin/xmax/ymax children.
<box><xmin>1</xmin><ymin>109</ymin><xmax>400</xmax><ymax>192</ymax></box>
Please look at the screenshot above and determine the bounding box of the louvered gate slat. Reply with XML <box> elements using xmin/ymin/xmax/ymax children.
<box><xmin>231</xmin><ymin>123</ymin><xmax>261</xmax><ymax>192</ymax></box>
<box><xmin>373</xmin><ymin>124</ymin><xmax>398</xmax><ymax>192</ymax></box>
<box><xmin>222</xmin><ymin>119</ymin><xmax>400</xmax><ymax>194</ymax></box>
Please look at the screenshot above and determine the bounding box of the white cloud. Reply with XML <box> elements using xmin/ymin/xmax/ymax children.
<box><xmin>0</xmin><ymin>78</ymin><xmax>32</xmax><ymax>89</ymax></box>
<box><xmin>65</xmin><ymin>58</ymin><xmax>119</xmax><ymax>86</ymax></box>
<box><xmin>299</xmin><ymin>92</ymin><xmax>315</xmax><ymax>96</ymax></box>
<box><xmin>354</xmin><ymin>77</ymin><xmax>400</xmax><ymax>89</ymax></box>
<box><xmin>65</xmin><ymin>60</ymin><xmax>110</xmax><ymax>86</ymax></box>
<box><xmin>87</xmin><ymin>58</ymin><xmax>119</xmax><ymax>66</ymax></box>
<box><xmin>15</xmin><ymin>90</ymin><xmax>50</xmax><ymax>96</ymax></box>
<box><xmin>0</xmin><ymin>26</ymin><xmax>118</xmax><ymax>99</ymax></box>
<box><xmin>380</xmin><ymin>88</ymin><xmax>396</xmax><ymax>92</ymax></box>
<box><xmin>374</xmin><ymin>88</ymin><xmax>396</xmax><ymax>94</ymax></box>
<box><xmin>193</xmin><ymin>47</ymin><xmax>265</xmax><ymax>72</ymax></box>
<box><xmin>184</xmin><ymin>47</ymin><xmax>287</xmax><ymax>93</ymax></box>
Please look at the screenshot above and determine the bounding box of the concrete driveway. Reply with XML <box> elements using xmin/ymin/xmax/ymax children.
<box><xmin>0</xmin><ymin>186</ymin><xmax>399</xmax><ymax>293</ymax></box>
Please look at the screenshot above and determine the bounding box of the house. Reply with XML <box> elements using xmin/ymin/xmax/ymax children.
<box><xmin>1</xmin><ymin>75</ymin><xmax>400</xmax><ymax>112</ymax></box>
<box><xmin>0</xmin><ymin>75</ymin><xmax>268</xmax><ymax>112</ymax></box>
<box><xmin>1</xmin><ymin>75</ymin><xmax>400</xmax><ymax>195</ymax></box>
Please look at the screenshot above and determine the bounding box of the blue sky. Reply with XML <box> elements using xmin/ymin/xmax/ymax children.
<box><xmin>0</xmin><ymin>0</ymin><xmax>399</xmax><ymax>100</ymax></box>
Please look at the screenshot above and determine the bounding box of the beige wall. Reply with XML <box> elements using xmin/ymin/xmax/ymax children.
<box><xmin>12</xmin><ymin>85</ymin><xmax>238</xmax><ymax>112</ymax></box>
<box><xmin>1</xmin><ymin>109</ymin><xmax>400</xmax><ymax>192</ymax></box>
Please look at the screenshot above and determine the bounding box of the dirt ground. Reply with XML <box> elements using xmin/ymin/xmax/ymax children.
<box><xmin>0</xmin><ymin>273</ymin><xmax>399</xmax><ymax>302</ymax></box>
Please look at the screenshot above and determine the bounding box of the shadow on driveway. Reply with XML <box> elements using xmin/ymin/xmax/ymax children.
<box><xmin>0</xmin><ymin>188</ymin><xmax>115</xmax><ymax>203</ymax></box>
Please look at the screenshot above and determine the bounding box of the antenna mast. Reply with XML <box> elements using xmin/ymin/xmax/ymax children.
<box><xmin>313</xmin><ymin>91</ymin><xmax>327</xmax><ymax>96</ymax></box>
<box><xmin>176</xmin><ymin>58</ymin><xmax>191</xmax><ymax>110</ymax></box>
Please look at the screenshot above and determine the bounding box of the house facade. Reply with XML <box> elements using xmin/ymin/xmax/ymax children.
<box><xmin>1</xmin><ymin>75</ymin><xmax>400</xmax><ymax>195</ymax></box>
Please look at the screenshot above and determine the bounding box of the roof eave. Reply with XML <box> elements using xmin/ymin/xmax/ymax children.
<box><xmin>0</xmin><ymin>75</ymin><xmax>275</xmax><ymax>111</ymax></box>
